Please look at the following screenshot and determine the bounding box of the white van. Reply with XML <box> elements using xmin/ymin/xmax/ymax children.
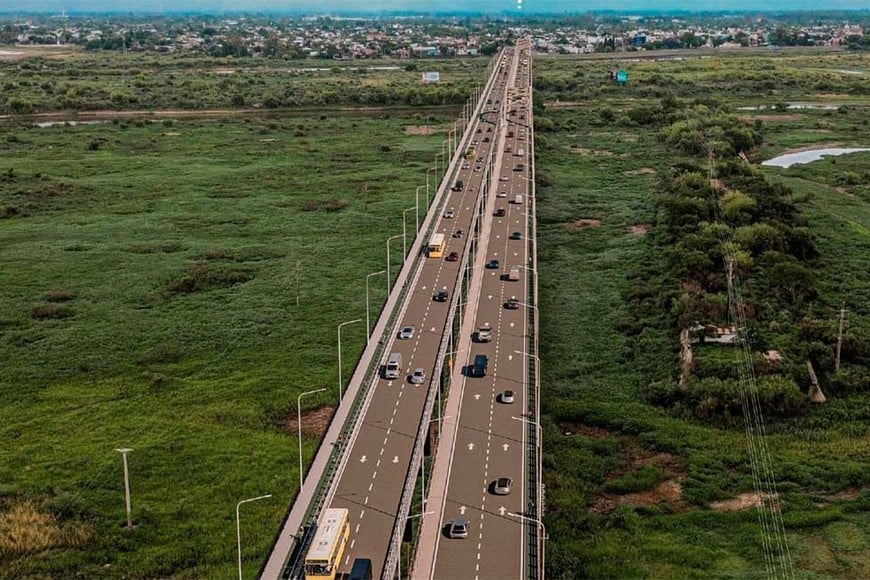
<box><xmin>515</xmin><ymin>148</ymin><xmax>524</xmax><ymax>157</ymax></box>
<box><xmin>513</xmin><ymin>194</ymin><xmax>523</xmax><ymax>205</ymax></box>
<box><xmin>385</xmin><ymin>353</ymin><xmax>402</xmax><ymax>380</ymax></box>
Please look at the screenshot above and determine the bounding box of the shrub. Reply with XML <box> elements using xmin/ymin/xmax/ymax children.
<box><xmin>45</xmin><ymin>289</ymin><xmax>76</xmax><ymax>303</ymax></box>
<box><xmin>30</xmin><ymin>304</ymin><xmax>73</xmax><ymax>320</ymax></box>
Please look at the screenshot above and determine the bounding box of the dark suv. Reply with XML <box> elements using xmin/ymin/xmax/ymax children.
<box><xmin>434</xmin><ymin>288</ymin><xmax>449</xmax><ymax>302</ymax></box>
<box><xmin>471</xmin><ymin>354</ymin><xmax>488</xmax><ymax>377</ymax></box>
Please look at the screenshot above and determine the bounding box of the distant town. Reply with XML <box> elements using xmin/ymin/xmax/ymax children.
<box><xmin>1</xmin><ymin>13</ymin><xmax>867</xmax><ymax>58</ymax></box>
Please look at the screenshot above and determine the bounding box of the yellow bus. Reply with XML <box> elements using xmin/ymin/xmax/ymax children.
<box><xmin>304</xmin><ymin>508</ymin><xmax>350</xmax><ymax>580</ymax></box>
<box><xmin>465</xmin><ymin>147</ymin><xmax>476</xmax><ymax>159</ymax></box>
<box><xmin>428</xmin><ymin>233</ymin><xmax>446</xmax><ymax>258</ymax></box>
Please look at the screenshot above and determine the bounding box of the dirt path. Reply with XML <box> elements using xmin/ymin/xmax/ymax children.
<box><xmin>0</xmin><ymin>104</ymin><xmax>463</xmax><ymax>124</ymax></box>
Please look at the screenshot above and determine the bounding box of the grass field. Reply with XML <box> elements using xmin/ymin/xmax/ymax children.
<box><xmin>0</xmin><ymin>113</ymin><xmax>449</xmax><ymax>576</ymax></box>
<box><xmin>1</xmin><ymin>49</ymin><xmax>486</xmax><ymax>114</ymax></box>
<box><xmin>533</xmin><ymin>52</ymin><xmax>870</xmax><ymax>578</ymax></box>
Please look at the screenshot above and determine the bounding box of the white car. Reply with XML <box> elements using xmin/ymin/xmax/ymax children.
<box><xmin>444</xmin><ymin>209</ymin><xmax>455</xmax><ymax>219</ymax></box>
<box><xmin>398</xmin><ymin>326</ymin><xmax>414</xmax><ymax>340</ymax></box>
<box><xmin>500</xmin><ymin>175</ymin><xmax>509</xmax><ymax>182</ymax></box>
<box><xmin>497</xmin><ymin>191</ymin><xmax>507</xmax><ymax>198</ymax></box>
<box><xmin>501</xmin><ymin>390</ymin><xmax>515</xmax><ymax>404</ymax></box>
<box><xmin>410</xmin><ymin>368</ymin><xmax>426</xmax><ymax>385</ymax></box>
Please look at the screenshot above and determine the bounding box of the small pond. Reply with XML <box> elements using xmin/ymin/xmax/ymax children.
<box><xmin>761</xmin><ymin>147</ymin><xmax>870</xmax><ymax>168</ymax></box>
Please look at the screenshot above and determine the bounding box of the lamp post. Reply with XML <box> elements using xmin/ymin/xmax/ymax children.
<box><xmin>386</xmin><ymin>234</ymin><xmax>403</xmax><ymax>291</ymax></box>
<box><xmin>397</xmin><ymin>511</ymin><xmax>436</xmax><ymax>580</ymax></box>
<box><xmin>507</xmin><ymin>512</ymin><xmax>548</xmax><ymax>580</ymax></box>
<box><xmin>420</xmin><ymin>416</ymin><xmax>452</xmax><ymax>518</ymax></box>
<box><xmin>366</xmin><ymin>270</ymin><xmax>386</xmax><ymax>343</ymax></box>
<box><xmin>338</xmin><ymin>319</ymin><xmax>362</xmax><ymax>402</ymax></box>
<box><xmin>236</xmin><ymin>494</ymin><xmax>272</xmax><ymax>580</ymax></box>
<box><xmin>426</xmin><ymin>167</ymin><xmax>437</xmax><ymax>207</ymax></box>
<box><xmin>402</xmin><ymin>207</ymin><xmax>415</xmax><ymax>257</ymax></box>
<box><xmin>297</xmin><ymin>388</ymin><xmax>327</xmax><ymax>490</ymax></box>
<box><xmin>114</xmin><ymin>448</ymin><xmax>133</xmax><ymax>530</ymax></box>
<box><xmin>415</xmin><ymin>186</ymin><xmax>425</xmax><ymax>231</ymax></box>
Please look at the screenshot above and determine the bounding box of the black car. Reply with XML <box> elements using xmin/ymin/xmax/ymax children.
<box><xmin>471</xmin><ymin>354</ymin><xmax>488</xmax><ymax>377</ymax></box>
<box><xmin>494</xmin><ymin>208</ymin><xmax>506</xmax><ymax>217</ymax></box>
<box><xmin>434</xmin><ymin>288</ymin><xmax>449</xmax><ymax>302</ymax></box>
<box><xmin>505</xmin><ymin>296</ymin><xmax>520</xmax><ymax>310</ymax></box>
<box><xmin>510</xmin><ymin>231</ymin><xmax>522</xmax><ymax>240</ymax></box>
<box><xmin>452</xmin><ymin>229</ymin><xmax>464</xmax><ymax>238</ymax></box>
<box><xmin>486</xmin><ymin>259</ymin><xmax>500</xmax><ymax>269</ymax></box>
<box><xmin>446</xmin><ymin>252</ymin><xmax>459</xmax><ymax>262</ymax></box>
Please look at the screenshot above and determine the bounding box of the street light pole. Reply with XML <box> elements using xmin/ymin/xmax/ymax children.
<box><xmin>114</xmin><ymin>448</ymin><xmax>133</xmax><ymax>529</ymax></box>
<box><xmin>426</xmin><ymin>167</ymin><xmax>437</xmax><ymax>207</ymax></box>
<box><xmin>402</xmin><ymin>207</ymin><xmax>415</xmax><ymax>257</ymax></box>
<box><xmin>507</xmin><ymin>512</ymin><xmax>548</xmax><ymax>580</ymax></box>
<box><xmin>397</xmin><ymin>511</ymin><xmax>436</xmax><ymax>580</ymax></box>
<box><xmin>297</xmin><ymin>388</ymin><xmax>327</xmax><ymax>490</ymax></box>
<box><xmin>420</xmin><ymin>416</ymin><xmax>451</xmax><ymax>518</ymax></box>
<box><xmin>236</xmin><ymin>494</ymin><xmax>272</xmax><ymax>580</ymax></box>
<box><xmin>415</xmin><ymin>186</ymin><xmax>425</xmax><ymax>231</ymax></box>
<box><xmin>338</xmin><ymin>319</ymin><xmax>362</xmax><ymax>402</ymax></box>
<box><xmin>366</xmin><ymin>270</ymin><xmax>386</xmax><ymax>343</ymax></box>
<box><xmin>386</xmin><ymin>234</ymin><xmax>403</xmax><ymax>291</ymax></box>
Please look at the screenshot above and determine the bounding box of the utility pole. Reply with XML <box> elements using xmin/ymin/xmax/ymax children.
<box><xmin>835</xmin><ymin>304</ymin><xmax>846</xmax><ymax>372</ymax></box>
<box><xmin>294</xmin><ymin>261</ymin><xmax>302</xmax><ymax>307</ymax></box>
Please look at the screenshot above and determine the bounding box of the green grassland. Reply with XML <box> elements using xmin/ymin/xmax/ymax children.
<box><xmin>1</xmin><ymin>51</ymin><xmax>486</xmax><ymax>114</ymax></box>
<box><xmin>0</xmin><ymin>114</ymin><xmax>448</xmax><ymax>576</ymax></box>
<box><xmin>534</xmin><ymin>52</ymin><xmax>869</xmax><ymax>578</ymax></box>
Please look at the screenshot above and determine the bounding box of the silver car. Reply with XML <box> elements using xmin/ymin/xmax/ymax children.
<box><xmin>493</xmin><ymin>477</ymin><xmax>513</xmax><ymax>495</ymax></box>
<box><xmin>448</xmin><ymin>517</ymin><xmax>469</xmax><ymax>539</ymax></box>
<box><xmin>410</xmin><ymin>368</ymin><xmax>426</xmax><ymax>385</ymax></box>
<box><xmin>398</xmin><ymin>326</ymin><xmax>414</xmax><ymax>340</ymax></box>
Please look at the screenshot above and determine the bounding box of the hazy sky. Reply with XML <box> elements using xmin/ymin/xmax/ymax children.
<box><xmin>13</xmin><ymin>0</ymin><xmax>870</xmax><ymax>13</ymax></box>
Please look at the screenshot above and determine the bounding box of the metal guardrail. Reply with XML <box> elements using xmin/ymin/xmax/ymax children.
<box><xmin>382</xmin><ymin>50</ymin><xmax>505</xmax><ymax>580</ymax></box>
<box><xmin>523</xmin><ymin>43</ymin><xmax>543</xmax><ymax>580</ymax></box>
<box><xmin>272</xmin><ymin>51</ymin><xmax>504</xmax><ymax>580</ymax></box>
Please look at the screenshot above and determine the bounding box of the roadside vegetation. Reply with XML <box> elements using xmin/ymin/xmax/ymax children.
<box><xmin>0</xmin><ymin>113</ymin><xmax>448</xmax><ymax>576</ymax></box>
<box><xmin>534</xmin><ymin>51</ymin><xmax>869</xmax><ymax>578</ymax></box>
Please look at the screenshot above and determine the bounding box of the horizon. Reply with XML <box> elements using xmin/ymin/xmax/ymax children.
<box><xmin>5</xmin><ymin>1</ymin><xmax>870</xmax><ymax>16</ymax></box>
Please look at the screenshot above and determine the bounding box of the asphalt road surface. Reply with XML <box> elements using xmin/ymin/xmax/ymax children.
<box><xmin>429</xmin><ymin>39</ymin><xmax>535</xmax><ymax>580</ymax></box>
<box><xmin>325</xmin><ymin>49</ymin><xmax>518</xmax><ymax>578</ymax></box>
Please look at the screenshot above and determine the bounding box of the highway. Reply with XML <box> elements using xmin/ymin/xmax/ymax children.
<box><xmin>316</xmin><ymin>49</ymin><xmax>518</xmax><ymax>578</ymax></box>
<box><xmin>416</xmin><ymin>38</ymin><xmax>538</xmax><ymax>580</ymax></box>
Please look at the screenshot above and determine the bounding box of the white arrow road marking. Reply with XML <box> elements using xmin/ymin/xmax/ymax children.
<box><xmin>360</xmin><ymin>455</ymin><xmax>367</xmax><ymax>463</ymax></box>
<box><xmin>460</xmin><ymin>505</ymin><xmax>467</xmax><ymax>515</ymax></box>
<box><xmin>508</xmin><ymin>354</ymin><xmax>513</xmax><ymax>361</ymax></box>
<box><xmin>431</xmin><ymin>326</ymin><xmax>436</xmax><ymax>332</ymax></box>
<box><xmin>488</xmin><ymin>294</ymin><xmax>493</xmax><ymax>299</ymax></box>
<box><xmin>503</xmin><ymin>443</ymin><xmax>510</xmax><ymax>451</ymax></box>
<box><xmin>474</xmin><ymin>394</ymin><xmax>481</xmax><ymax>400</ymax></box>
<box><xmin>510</xmin><ymin>322</ymin><xmax>515</xmax><ymax>328</ymax></box>
<box><xmin>392</xmin><ymin>456</ymin><xmax>399</xmax><ymax>464</ymax></box>
<box><xmin>468</xmin><ymin>442</ymin><xmax>475</xmax><ymax>451</ymax></box>
<box><xmin>499</xmin><ymin>506</ymin><xmax>507</xmax><ymax>516</ymax></box>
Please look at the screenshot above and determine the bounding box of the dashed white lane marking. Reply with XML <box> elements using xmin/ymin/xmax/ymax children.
<box><xmin>355</xmin><ymin>523</ymin><xmax>361</xmax><ymax>533</ymax></box>
<box><xmin>351</xmin><ymin>539</ymin><xmax>356</xmax><ymax>549</ymax></box>
<box><xmin>368</xmin><ymin>482</ymin><xmax>373</xmax><ymax>492</ymax></box>
<box><xmin>364</xmin><ymin>496</ymin><xmax>369</xmax><ymax>505</ymax></box>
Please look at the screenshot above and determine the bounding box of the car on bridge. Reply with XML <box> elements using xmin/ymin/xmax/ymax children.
<box><xmin>448</xmin><ymin>517</ymin><xmax>469</xmax><ymax>539</ymax></box>
<box><xmin>398</xmin><ymin>326</ymin><xmax>414</xmax><ymax>340</ymax></box>
<box><xmin>434</xmin><ymin>287</ymin><xmax>449</xmax><ymax>302</ymax></box>
<box><xmin>505</xmin><ymin>296</ymin><xmax>520</xmax><ymax>310</ymax></box>
<box><xmin>510</xmin><ymin>231</ymin><xmax>522</xmax><ymax>240</ymax></box>
<box><xmin>493</xmin><ymin>477</ymin><xmax>513</xmax><ymax>495</ymax></box>
<box><xmin>500</xmin><ymin>390</ymin><xmax>515</xmax><ymax>404</ymax></box>
<box><xmin>446</xmin><ymin>251</ymin><xmax>459</xmax><ymax>262</ymax></box>
<box><xmin>494</xmin><ymin>208</ymin><xmax>506</xmax><ymax>217</ymax></box>
<box><xmin>486</xmin><ymin>259</ymin><xmax>500</xmax><ymax>269</ymax></box>
<box><xmin>471</xmin><ymin>354</ymin><xmax>489</xmax><ymax>377</ymax></box>
<box><xmin>410</xmin><ymin>368</ymin><xmax>426</xmax><ymax>385</ymax></box>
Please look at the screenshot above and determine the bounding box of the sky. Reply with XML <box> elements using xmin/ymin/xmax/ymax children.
<box><xmin>8</xmin><ymin>0</ymin><xmax>870</xmax><ymax>12</ymax></box>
